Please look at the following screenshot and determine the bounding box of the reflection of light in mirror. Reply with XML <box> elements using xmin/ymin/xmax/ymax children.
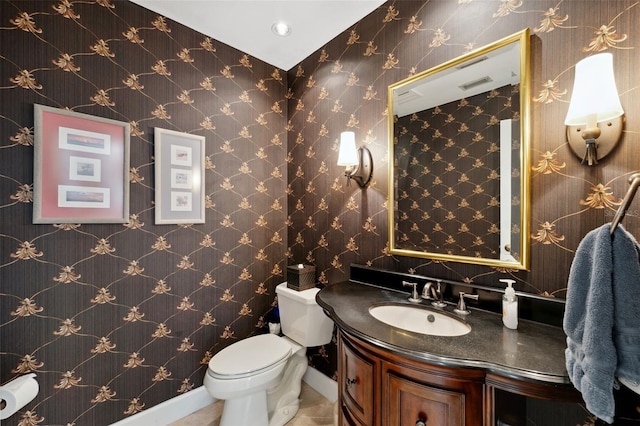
<box><xmin>500</xmin><ymin>119</ymin><xmax>518</xmax><ymax>263</ymax></box>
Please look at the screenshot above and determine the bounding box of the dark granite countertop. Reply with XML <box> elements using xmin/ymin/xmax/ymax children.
<box><xmin>317</xmin><ymin>281</ymin><xmax>571</xmax><ymax>384</ymax></box>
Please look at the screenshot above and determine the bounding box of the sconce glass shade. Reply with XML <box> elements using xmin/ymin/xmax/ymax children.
<box><xmin>564</xmin><ymin>53</ymin><xmax>624</xmax><ymax>165</ymax></box>
<box><xmin>564</xmin><ymin>53</ymin><xmax>623</xmax><ymax>126</ymax></box>
<box><xmin>337</xmin><ymin>131</ymin><xmax>358</xmax><ymax>166</ymax></box>
<box><xmin>337</xmin><ymin>131</ymin><xmax>373</xmax><ymax>188</ymax></box>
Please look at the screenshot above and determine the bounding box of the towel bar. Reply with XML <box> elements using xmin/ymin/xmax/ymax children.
<box><xmin>610</xmin><ymin>172</ymin><xmax>640</xmax><ymax>235</ymax></box>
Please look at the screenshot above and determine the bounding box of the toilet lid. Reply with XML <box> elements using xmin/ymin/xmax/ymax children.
<box><xmin>208</xmin><ymin>334</ymin><xmax>292</xmax><ymax>377</ymax></box>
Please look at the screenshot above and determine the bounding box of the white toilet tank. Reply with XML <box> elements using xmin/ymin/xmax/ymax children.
<box><xmin>275</xmin><ymin>282</ymin><xmax>334</xmax><ymax>347</ymax></box>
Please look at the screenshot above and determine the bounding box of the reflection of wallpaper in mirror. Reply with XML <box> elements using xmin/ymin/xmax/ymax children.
<box><xmin>394</xmin><ymin>83</ymin><xmax>519</xmax><ymax>260</ymax></box>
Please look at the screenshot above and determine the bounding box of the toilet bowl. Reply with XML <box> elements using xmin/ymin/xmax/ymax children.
<box><xmin>203</xmin><ymin>282</ymin><xmax>334</xmax><ymax>426</ymax></box>
<box><xmin>204</xmin><ymin>334</ymin><xmax>293</xmax><ymax>400</ymax></box>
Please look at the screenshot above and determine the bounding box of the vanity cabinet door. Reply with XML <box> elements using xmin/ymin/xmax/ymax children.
<box><xmin>386</xmin><ymin>372</ymin><xmax>464</xmax><ymax>426</ymax></box>
<box><xmin>381</xmin><ymin>360</ymin><xmax>484</xmax><ymax>426</ymax></box>
<box><xmin>340</xmin><ymin>405</ymin><xmax>368</xmax><ymax>426</ymax></box>
<box><xmin>338</xmin><ymin>330</ymin><xmax>484</xmax><ymax>426</ymax></box>
<box><xmin>339</xmin><ymin>333</ymin><xmax>378</xmax><ymax>426</ymax></box>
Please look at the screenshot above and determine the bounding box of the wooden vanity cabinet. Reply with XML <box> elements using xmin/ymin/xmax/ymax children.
<box><xmin>383</xmin><ymin>362</ymin><xmax>484</xmax><ymax>425</ymax></box>
<box><xmin>338</xmin><ymin>330</ymin><xmax>585</xmax><ymax>426</ymax></box>
<box><xmin>339</xmin><ymin>332</ymin><xmax>378</xmax><ymax>425</ymax></box>
<box><xmin>339</xmin><ymin>330</ymin><xmax>485</xmax><ymax>426</ymax></box>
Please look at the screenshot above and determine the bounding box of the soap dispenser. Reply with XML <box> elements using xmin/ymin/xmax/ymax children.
<box><xmin>501</xmin><ymin>279</ymin><xmax>518</xmax><ymax>330</ymax></box>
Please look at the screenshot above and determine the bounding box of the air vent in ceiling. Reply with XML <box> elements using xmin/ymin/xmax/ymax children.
<box><xmin>459</xmin><ymin>76</ymin><xmax>493</xmax><ymax>91</ymax></box>
<box><xmin>396</xmin><ymin>89</ymin><xmax>420</xmax><ymax>104</ymax></box>
<box><xmin>457</xmin><ymin>56</ymin><xmax>489</xmax><ymax>69</ymax></box>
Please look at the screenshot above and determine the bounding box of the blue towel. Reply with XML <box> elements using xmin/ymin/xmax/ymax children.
<box><xmin>564</xmin><ymin>224</ymin><xmax>640</xmax><ymax>423</ymax></box>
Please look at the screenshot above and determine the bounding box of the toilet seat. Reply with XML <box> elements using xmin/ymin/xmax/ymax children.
<box><xmin>208</xmin><ymin>334</ymin><xmax>292</xmax><ymax>379</ymax></box>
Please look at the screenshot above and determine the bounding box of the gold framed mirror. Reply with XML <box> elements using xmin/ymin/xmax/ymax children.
<box><xmin>388</xmin><ymin>29</ymin><xmax>531</xmax><ymax>270</ymax></box>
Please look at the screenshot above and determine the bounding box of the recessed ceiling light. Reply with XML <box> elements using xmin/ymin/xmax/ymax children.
<box><xmin>271</xmin><ymin>21</ymin><xmax>291</xmax><ymax>37</ymax></box>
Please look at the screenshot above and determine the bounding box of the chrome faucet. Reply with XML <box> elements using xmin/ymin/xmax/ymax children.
<box><xmin>402</xmin><ymin>281</ymin><xmax>421</xmax><ymax>303</ymax></box>
<box><xmin>422</xmin><ymin>280</ymin><xmax>446</xmax><ymax>308</ymax></box>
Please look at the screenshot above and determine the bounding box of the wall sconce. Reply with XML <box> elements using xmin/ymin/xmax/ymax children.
<box><xmin>564</xmin><ymin>53</ymin><xmax>624</xmax><ymax>166</ymax></box>
<box><xmin>337</xmin><ymin>131</ymin><xmax>373</xmax><ymax>187</ymax></box>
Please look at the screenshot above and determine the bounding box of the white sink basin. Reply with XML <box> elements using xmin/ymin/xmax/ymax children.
<box><xmin>369</xmin><ymin>304</ymin><xmax>471</xmax><ymax>337</ymax></box>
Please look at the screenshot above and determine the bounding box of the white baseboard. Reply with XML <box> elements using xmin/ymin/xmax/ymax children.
<box><xmin>109</xmin><ymin>386</ymin><xmax>215</xmax><ymax>426</ymax></box>
<box><xmin>303</xmin><ymin>366</ymin><xmax>338</xmax><ymax>403</ymax></box>
<box><xmin>109</xmin><ymin>366</ymin><xmax>337</xmax><ymax>425</ymax></box>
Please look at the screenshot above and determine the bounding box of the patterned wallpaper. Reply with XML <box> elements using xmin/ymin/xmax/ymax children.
<box><xmin>287</xmin><ymin>0</ymin><xmax>640</xmax><ymax>296</ymax></box>
<box><xmin>287</xmin><ymin>0</ymin><xmax>640</xmax><ymax>395</ymax></box>
<box><xmin>394</xmin><ymin>84</ymin><xmax>518</xmax><ymax>260</ymax></box>
<box><xmin>0</xmin><ymin>1</ymin><xmax>287</xmax><ymax>425</ymax></box>
<box><xmin>3</xmin><ymin>0</ymin><xmax>640</xmax><ymax>424</ymax></box>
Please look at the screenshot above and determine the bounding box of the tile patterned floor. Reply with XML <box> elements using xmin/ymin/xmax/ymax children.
<box><xmin>168</xmin><ymin>382</ymin><xmax>337</xmax><ymax>426</ymax></box>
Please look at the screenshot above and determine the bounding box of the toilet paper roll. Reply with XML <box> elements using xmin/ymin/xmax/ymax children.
<box><xmin>0</xmin><ymin>373</ymin><xmax>39</xmax><ymax>420</ymax></box>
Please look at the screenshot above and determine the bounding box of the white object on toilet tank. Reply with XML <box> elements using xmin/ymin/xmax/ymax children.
<box><xmin>275</xmin><ymin>282</ymin><xmax>333</xmax><ymax>347</ymax></box>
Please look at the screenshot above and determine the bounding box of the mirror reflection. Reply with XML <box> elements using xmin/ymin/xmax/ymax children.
<box><xmin>388</xmin><ymin>29</ymin><xmax>531</xmax><ymax>270</ymax></box>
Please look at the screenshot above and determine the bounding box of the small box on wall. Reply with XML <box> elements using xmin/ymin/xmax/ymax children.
<box><xmin>287</xmin><ymin>264</ymin><xmax>316</xmax><ymax>291</ymax></box>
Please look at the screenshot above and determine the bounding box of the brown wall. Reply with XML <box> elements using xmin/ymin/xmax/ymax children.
<box><xmin>0</xmin><ymin>1</ymin><xmax>287</xmax><ymax>424</ymax></box>
<box><xmin>287</xmin><ymin>0</ymin><xmax>640</xmax><ymax>382</ymax></box>
<box><xmin>2</xmin><ymin>0</ymin><xmax>640</xmax><ymax>424</ymax></box>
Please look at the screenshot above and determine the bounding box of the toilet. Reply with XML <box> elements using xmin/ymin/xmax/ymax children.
<box><xmin>203</xmin><ymin>282</ymin><xmax>334</xmax><ymax>426</ymax></box>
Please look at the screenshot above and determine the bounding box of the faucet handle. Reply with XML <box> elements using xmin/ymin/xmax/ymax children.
<box><xmin>454</xmin><ymin>291</ymin><xmax>479</xmax><ymax>315</ymax></box>
<box><xmin>431</xmin><ymin>280</ymin><xmax>447</xmax><ymax>308</ymax></box>
<box><xmin>402</xmin><ymin>281</ymin><xmax>421</xmax><ymax>303</ymax></box>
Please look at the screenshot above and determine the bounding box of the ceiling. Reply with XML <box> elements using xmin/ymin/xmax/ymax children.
<box><xmin>130</xmin><ymin>0</ymin><xmax>386</xmax><ymax>71</ymax></box>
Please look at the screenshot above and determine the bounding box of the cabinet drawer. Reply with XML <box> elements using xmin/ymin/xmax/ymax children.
<box><xmin>386</xmin><ymin>373</ymin><xmax>465</xmax><ymax>426</ymax></box>
<box><xmin>340</xmin><ymin>336</ymin><xmax>376</xmax><ymax>425</ymax></box>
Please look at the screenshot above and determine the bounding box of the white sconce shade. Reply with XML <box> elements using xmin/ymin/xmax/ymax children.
<box><xmin>336</xmin><ymin>131</ymin><xmax>373</xmax><ymax>187</ymax></box>
<box><xmin>564</xmin><ymin>53</ymin><xmax>625</xmax><ymax>165</ymax></box>
<box><xmin>565</xmin><ymin>53</ymin><xmax>623</xmax><ymax>126</ymax></box>
<box><xmin>337</xmin><ymin>131</ymin><xmax>358</xmax><ymax>166</ymax></box>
